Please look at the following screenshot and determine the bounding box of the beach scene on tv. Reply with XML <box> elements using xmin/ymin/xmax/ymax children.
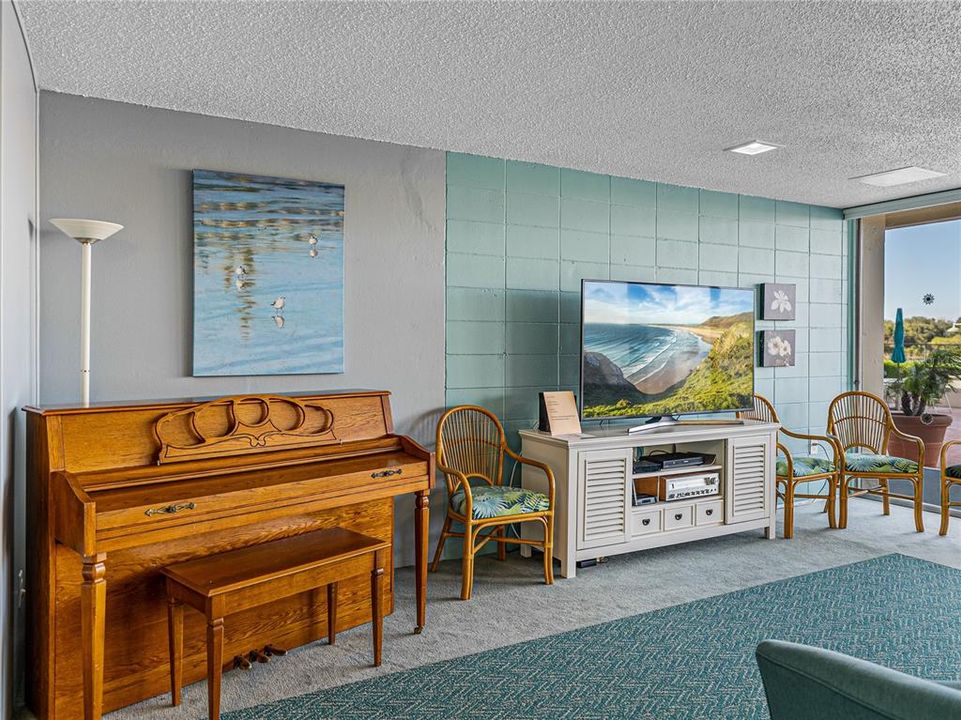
<box><xmin>581</xmin><ymin>282</ymin><xmax>754</xmax><ymax>418</ymax></box>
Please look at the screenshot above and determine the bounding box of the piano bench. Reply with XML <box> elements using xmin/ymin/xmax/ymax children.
<box><xmin>161</xmin><ymin>527</ymin><xmax>391</xmax><ymax>720</ymax></box>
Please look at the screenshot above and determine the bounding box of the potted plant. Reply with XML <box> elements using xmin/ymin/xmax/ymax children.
<box><xmin>887</xmin><ymin>347</ymin><xmax>961</xmax><ymax>463</ymax></box>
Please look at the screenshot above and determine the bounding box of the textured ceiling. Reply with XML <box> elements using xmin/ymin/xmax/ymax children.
<box><xmin>16</xmin><ymin>0</ymin><xmax>961</xmax><ymax>208</ymax></box>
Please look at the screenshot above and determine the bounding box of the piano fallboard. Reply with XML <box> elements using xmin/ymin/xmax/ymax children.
<box><xmin>26</xmin><ymin>391</ymin><xmax>435</xmax><ymax>720</ymax></box>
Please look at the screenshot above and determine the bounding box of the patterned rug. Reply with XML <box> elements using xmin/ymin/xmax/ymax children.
<box><xmin>223</xmin><ymin>554</ymin><xmax>961</xmax><ymax>719</ymax></box>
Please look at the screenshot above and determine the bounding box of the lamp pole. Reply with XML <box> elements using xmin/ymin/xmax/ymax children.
<box><xmin>50</xmin><ymin>219</ymin><xmax>123</xmax><ymax>405</ymax></box>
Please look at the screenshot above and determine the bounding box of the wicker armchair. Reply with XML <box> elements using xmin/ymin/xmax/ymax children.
<box><xmin>938</xmin><ymin>441</ymin><xmax>961</xmax><ymax>535</ymax></box>
<box><xmin>827</xmin><ymin>391</ymin><xmax>925</xmax><ymax>532</ymax></box>
<box><xmin>430</xmin><ymin>405</ymin><xmax>555</xmax><ymax>600</ymax></box>
<box><xmin>738</xmin><ymin>394</ymin><xmax>841</xmax><ymax>538</ymax></box>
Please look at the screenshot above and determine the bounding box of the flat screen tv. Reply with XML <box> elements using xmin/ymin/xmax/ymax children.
<box><xmin>580</xmin><ymin>280</ymin><xmax>755</xmax><ymax>422</ymax></box>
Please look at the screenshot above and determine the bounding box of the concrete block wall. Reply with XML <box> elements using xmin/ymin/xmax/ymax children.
<box><xmin>445</xmin><ymin>152</ymin><xmax>851</xmax><ymax>455</ymax></box>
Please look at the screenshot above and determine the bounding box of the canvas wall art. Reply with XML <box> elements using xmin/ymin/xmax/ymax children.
<box><xmin>193</xmin><ymin>170</ymin><xmax>345</xmax><ymax>376</ymax></box>
<box><xmin>760</xmin><ymin>330</ymin><xmax>796</xmax><ymax>367</ymax></box>
<box><xmin>760</xmin><ymin>282</ymin><xmax>796</xmax><ymax>320</ymax></box>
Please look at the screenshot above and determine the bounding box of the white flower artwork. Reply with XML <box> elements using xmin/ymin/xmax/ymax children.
<box><xmin>771</xmin><ymin>290</ymin><xmax>792</xmax><ymax>314</ymax></box>
<box><xmin>761</xmin><ymin>330</ymin><xmax>796</xmax><ymax>367</ymax></box>
<box><xmin>761</xmin><ymin>283</ymin><xmax>796</xmax><ymax>320</ymax></box>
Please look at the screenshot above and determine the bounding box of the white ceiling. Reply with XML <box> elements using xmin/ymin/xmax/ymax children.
<box><xmin>16</xmin><ymin>0</ymin><xmax>961</xmax><ymax>208</ymax></box>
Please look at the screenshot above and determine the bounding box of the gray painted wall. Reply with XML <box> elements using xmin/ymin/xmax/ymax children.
<box><xmin>38</xmin><ymin>92</ymin><xmax>447</xmax><ymax>566</ymax></box>
<box><xmin>1</xmin><ymin>0</ymin><xmax>38</xmax><ymax>713</ymax></box>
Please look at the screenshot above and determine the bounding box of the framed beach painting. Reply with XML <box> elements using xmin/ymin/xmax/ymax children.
<box><xmin>192</xmin><ymin>170</ymin><xmax>345</xmax><ymax>376</ymax></box>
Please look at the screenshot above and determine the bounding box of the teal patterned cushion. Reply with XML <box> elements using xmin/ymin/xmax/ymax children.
<box><xmin>450</xmin><ymin>485</ymin><xmax>550</xmax><ymax>519</ymax></box>
<box><xmin>775</xmin><ymin>455</ymin><xmax>835</xmax><ymax>478</ymax></box>
<box><xmin>946</xmin><ymin>465</ymin><xmax>961</xmax><ymax>479</ymax></box>
<box><xmin>844</xmin><ymin>451</ymin><xmax>918</xmax><ymax>474</ymax></box>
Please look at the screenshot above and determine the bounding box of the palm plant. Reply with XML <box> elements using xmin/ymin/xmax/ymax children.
<box><xmin>890</xmin><ymin>347</ymin><xmax>961</xmax><ymax>416</ymax></box>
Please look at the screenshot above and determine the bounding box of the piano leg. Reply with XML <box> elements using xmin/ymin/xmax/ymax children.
<box><xmin>414</xmin><ymin>491</ymin><xmax>429</xmax><ymax>633</ymax></box>
<box><xmin>81</xmin><ymin>553</ymin><xmax>107</xmax><ymax>720</ymax></box>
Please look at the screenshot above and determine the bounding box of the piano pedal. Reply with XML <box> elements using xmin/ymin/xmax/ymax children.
<box><xmin>232</xmin><ymin>655</ymin><xmax>252</xmax><ymax>671</ymax></box>
<box><xmin>264</xmin><ymin>644</ymin><xmax>287</xmax><ymax>657</ymax></box>
<box><xmin>249</xmin><ymin>649</ymin><xmax>270</xmax><ymax>664</ymax></box>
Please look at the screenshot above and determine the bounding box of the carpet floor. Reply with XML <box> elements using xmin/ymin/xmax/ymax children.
<box><xmin>62</xmin><ymin>500</ymin><xmax>961</xmax><ymax>719</ymax></box>
<box><xmin>222</xmin><ymin>553</ymin><xmax>961</xmax><ymax>719</ymax></box>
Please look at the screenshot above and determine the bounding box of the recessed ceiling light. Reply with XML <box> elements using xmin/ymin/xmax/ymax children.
<box><xmin>853</xmin><ymin>166</ymin><xmax>947</xmax><ymax>187</ymax></box>
<box><xmin>726</xmin><ymin>140</ymin><xmax>781</xmax><ymax>156</ymax></box>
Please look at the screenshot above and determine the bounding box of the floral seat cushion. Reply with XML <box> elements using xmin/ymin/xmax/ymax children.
<box><xmin>450</xmin><ymin>485</ymin><xmax>550</xmax><ymax>519</ymax></box>
<box><xmin>946</xmin><ymin>465</ymin><xmax>961</xmax><ymax>480</ymax></box>
<box><xmin>844</xmin><ymin>451</ymin><xmax>918</xmax><ymax>474</ymax></box>
<box><xmin>775</xmin><ymin>455</ymin><xmax>835</xmax><ymax>478</ymax></box>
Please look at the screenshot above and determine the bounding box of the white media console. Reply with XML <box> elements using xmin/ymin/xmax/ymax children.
<box><xmin>519</xmin><ymin>420</ymin><xmax>779</xmax><ymax>578</ymax></box>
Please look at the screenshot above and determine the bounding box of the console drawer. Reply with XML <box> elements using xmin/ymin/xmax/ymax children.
<box><xmin>664</xmin><ymin>504</ymin><xmax>694</xmax><ymax>530</ymax></box>
<box><xmin>632</xmin><ymin>508</ymin><xmax>662</xmax><ymax>536</ymax></box>
<box><xmin>696</xmin><ymin>499</ymin><xmax>723</xmax><ymax>526</ymax></box>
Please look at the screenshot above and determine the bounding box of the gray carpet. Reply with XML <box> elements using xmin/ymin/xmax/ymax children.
<box><xmin>29</xmin><ymin>500</ymin><xmax>961</xmax><ymax>719</ymax></box>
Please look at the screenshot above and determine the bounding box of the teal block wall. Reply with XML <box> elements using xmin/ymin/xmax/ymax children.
<box><xmin>445</xmin><ymin>153</ymin><xmax>851</xmax><ymax>457</ymax></box>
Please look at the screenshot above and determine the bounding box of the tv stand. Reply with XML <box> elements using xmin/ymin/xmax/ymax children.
<box><xmin>519</xmin><ymin>421</ymin><xmax>778</xmax><ymax>577</ymax></box>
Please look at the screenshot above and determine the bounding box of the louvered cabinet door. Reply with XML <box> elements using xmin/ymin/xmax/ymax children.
<box><xmin>577</xmin><ymin>449</ymin><xmax>631</xmax><ymax>549</ymax></box>
<box><xmin>725</xmin><ymin>434</ymin><xmax>773</xmax><ymax>524</ymax></box>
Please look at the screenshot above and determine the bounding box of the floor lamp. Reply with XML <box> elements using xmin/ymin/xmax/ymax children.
<box><xmin>50</xmin><ymin>218</ymin><xmax>123</xmax><ymax>406</ymax></box>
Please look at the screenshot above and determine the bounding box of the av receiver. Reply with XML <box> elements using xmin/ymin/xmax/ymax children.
<box><xmin>658</xmin><ymin>472</ymin><xmax>720</xmax><ymax>502</ymax></box>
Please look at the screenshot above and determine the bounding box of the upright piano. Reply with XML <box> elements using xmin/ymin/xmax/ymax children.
<box><xmin>25</xmin><ymin>390</ymin><xmax>434</xmax><ymax>720</ymax></box>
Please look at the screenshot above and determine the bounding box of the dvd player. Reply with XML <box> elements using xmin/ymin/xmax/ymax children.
<box><xmin>634</xmin><ymin>451</ymin><xmax>714</xmax><ymax>473</ymax></box>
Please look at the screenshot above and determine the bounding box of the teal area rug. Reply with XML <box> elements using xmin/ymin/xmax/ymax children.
<box><xmin>224</xmin><ymin>554</ymin><xmax>961</xmax><ymax>719</ymax></box>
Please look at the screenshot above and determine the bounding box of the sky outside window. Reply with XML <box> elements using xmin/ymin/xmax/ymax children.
<box><xmin>884</xmin><ymin>220</ymin><xmax>961</xmax><ymax>322</ymax></box>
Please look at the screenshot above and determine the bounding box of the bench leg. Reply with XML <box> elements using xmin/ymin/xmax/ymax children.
<box><xmin>327</xmin><ymin>582</ymin><xmax>337</xmax><ymax>645</ymax></box>
<box><xmin>206</xmin><ymin>618</ymin><xmax>224</xmax><ymax>720</ymax></box>
<box><xmin>167</xmin><ymin>599</ymin><xmax>183</xmax><ymax>706</ymax></box>
<box><xmin>371</xmin><ymin>565</ymin><xmax>384</xmax><ymax>667</ymax></box>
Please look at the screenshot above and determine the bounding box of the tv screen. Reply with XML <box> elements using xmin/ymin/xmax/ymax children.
<box><xmin>580</xmin><ymin>280</ymin><xmax>755</xmax><ymax>420</ymax></box>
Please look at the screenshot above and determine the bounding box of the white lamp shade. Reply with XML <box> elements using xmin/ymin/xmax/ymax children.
<box><xmin>50</xmin><ymin>218</ymin><xmax>123</xmax><ymax>243</ymax></box>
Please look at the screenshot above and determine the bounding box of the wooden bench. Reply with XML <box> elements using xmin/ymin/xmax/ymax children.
<box><xmin>162</xmin><ymin>527</ymin><xmax>390</xmax><ymax>720</ymax></box>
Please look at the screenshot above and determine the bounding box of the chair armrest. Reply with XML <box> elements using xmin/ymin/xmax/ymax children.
<box><xmin>436</xmin><ymin>463</ymin><xmax>473</xmax><ymax>502</ymax></box>
<box><xmin>505</xmin><ymin>447</ymin><xmax>556</xmax><ymax>506</ymax></box>
<box><xmin>940</xmin><ymin>439</ymin><xmax>961</xmax><ymax>469</ymax></box>
<box><xmin>756</xmin><ymin>640</ymin><xmax>961</xmax><ymax>720</ymax></box>
<box><xmin>776</xmin><ymin>441</ymin><xmax>794</xmax><ymax>477</ymax></box>
<box><xmin>889</xmin><ymin>425</ymin><xmax>925</xmax><ymax>468</ymax></box>
<box><xmin>781</xmin><ymin>429</ymin><xmax>843</xmax><ymax>464</ymax></box>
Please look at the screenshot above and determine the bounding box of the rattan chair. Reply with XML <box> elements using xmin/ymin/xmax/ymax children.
<box><xmin>938</xmin><ymin>441</ymin><xmax>961</xmax><ymax>535</ymax></box>
<box><xmin>737</xmin><ymin>394</ymin><xmax>841</xmax><ymax>538</ymax></box>
<box><xmin>430</xmin><ymin>405</ymin><xmax>555</xmax><ymax>600</ymax></box>
<box><xmin>827</xmin><ymin>391</ymin><xmax>925</xmax><ymax>532</ymax></box>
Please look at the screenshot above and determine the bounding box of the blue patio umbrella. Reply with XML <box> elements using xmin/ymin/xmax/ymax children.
<box><xmin>892</xmin><ymin>308</ymin><xmax>906</xmax><ymax>363</ymax></box>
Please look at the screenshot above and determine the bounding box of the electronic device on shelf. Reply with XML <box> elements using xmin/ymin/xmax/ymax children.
<box><xmin>633</xmin><ymin>458</ymin><xmax>663</xmax><ymax>474</ymax></box>
<box><xmin>659</xmin><ymin>472</ymin><xmax>721</xmax><ymax>502</ymax></box>
<box><xmin>633</xmin><ymin>451</ymin><xmax>715</xmax><ymax>474</ymax></box>
<box><xmin>631</xmin><ymin>491</ymin><xmax>658</xmax><ymax>507</ymax></box>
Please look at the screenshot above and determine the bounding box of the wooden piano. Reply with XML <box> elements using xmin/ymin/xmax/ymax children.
<box><xmin>25</xmin><ymin>390</ymin><xmax>434</xmax><ymax>720</ymax></box>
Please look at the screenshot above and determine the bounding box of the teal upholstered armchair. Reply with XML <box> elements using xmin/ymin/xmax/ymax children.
<box><xmin>756</xmin><ymin>640</ymin><xmax>961</xmax><ymax>720</ymax></box>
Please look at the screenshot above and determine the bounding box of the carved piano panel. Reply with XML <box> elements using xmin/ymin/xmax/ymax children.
<box><xmin>25</xmin><ymin>390</ymin><xmax>433</xmax><ymax>720</ymax></box>
<box><xmin>155</xmin><ymin>395</ymin><xmax>341</xmax><ymax>463</ymax></box>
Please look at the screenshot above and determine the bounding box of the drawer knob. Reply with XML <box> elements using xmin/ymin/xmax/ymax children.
<box><xmin>642</xmin><ymin>518</ymin><xmax>651</xmax><ymax>526</ymax></box>
<box><xmin>674</xmin><ymin>513</ymin><xmax>683</xmax><ymax>521</ymax></box>
<box><xmin>145</xmin><ymin>502</ymin><xmax>196</xmax><ymax>517</ymax></box>
<box><xmin>372</xmin><ymin>468</ymin><xmax>402</xmax><ymax>479</ymax></box>
<box><xmin>706</xmin><ymin>509</ymin><xmax>714</xmax><ymax>516</ymax></box>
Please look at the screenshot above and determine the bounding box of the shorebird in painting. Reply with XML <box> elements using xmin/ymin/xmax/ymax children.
<box><xmin>271</xmin><ymin>296</ymin><xmax>286</xmax><ymax>313</ymax></box>
<box><xmin>308</xmin><ymin>234</ymin><xmax>318</xmax><ymax>246</ymax></box>
<box><xmin>235</xmin><ymin>265</ymin><xmax>247</xmax><ymax>277</ymax></box>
